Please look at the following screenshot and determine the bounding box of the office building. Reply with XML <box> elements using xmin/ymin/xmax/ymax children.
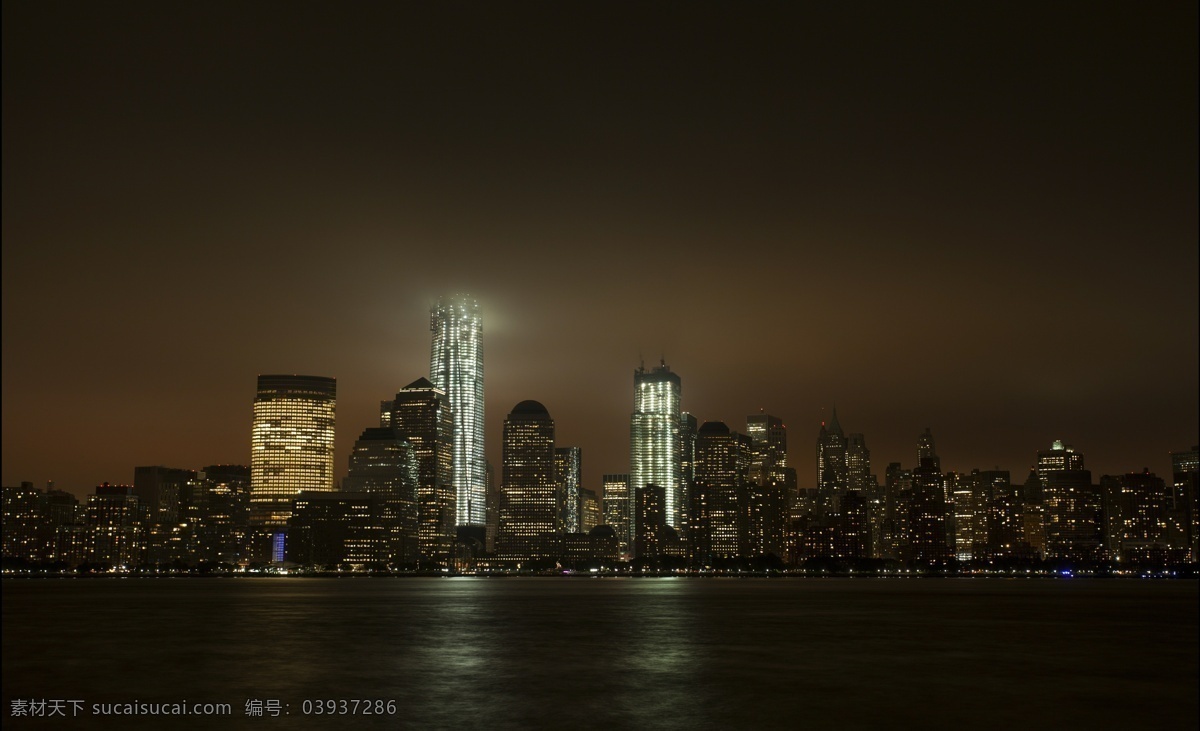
<box><xmin>430</xmin><ymin>294</ymin><xmax>485</xmax><ymax>528</ymax></box>
<box><xmin>630</xmin><ymin>361</ymin><xmax>682</xmax><ymax>536</ymax></box>
<box><xmin>84</xmin><ymin>483</ymin><xmax>143</xmax><ymax>567</ymax></box>
<box><xmin>816</xmin><ymin>411</ymin><xmax>848</xmax><ymax>513</ymax></box>
<box><xmin>602</xmin><ymin>473</ymin><xmax>631</xmax><ymax>555</ymax></box>
<box><xmin>497</xmin><ymin>401</ymin><xmax>557</xmax><ymax>560</ymax></box>
<box><xmin>249</xmin><ymin>375</ymin><xmax>336</xmax><ymax>527</ymax></box>
<box><xmin>690</xmin><ymin>421</ymin><xmax>750</xmax><ymax>563</ymax></box>
<box><xmin>343</xmin><ymin>427</ymin><xmax>420</xmax><ymax>565</ymax></box>
<box><xmin>287</xmin><ymin>491</ymin><xmax>385</xmax><ymax>566</ymax></box>
<box><xmin>388</xmin><ymin>378</ymin><xmax>455</xmax><ymax>562</ymax></box>
<box><xmin>1036</xmin><ymin>440</ymin><xmax>1085</xmax><ymax>488</ymax></box>
<box><xmin>555</xmin><ymin>446</ymin><xmax>582</xmax><ymax>533</ymax></box>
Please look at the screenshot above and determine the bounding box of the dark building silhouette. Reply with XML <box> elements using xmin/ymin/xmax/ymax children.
<box><xmin>907</xmin><ymin>456</ymin><xmax>950</xmax><ymax>564</ymax></box>
<box><xmin>133</xmin><ymin>466</ymin><xmax>196</xmax><ymax>564</ymax></box>
<box><xmin>343</xmin><ymin>427</ymin><xmax>419</xmax><ymax>565</ymax></box>
<box><xmin>635</xmin><ymin>483</ymin><xmax>667</xmax><ymax>559</ymax></box>
<box><xmin>1171</xmin><ymin>446</ymin><xmax>1198</xmax><ymax>561</ymax></box>
<box><xmin>555</xmin><ymin>446</ymin><xmax>582</xmax><ymax>533</ymax></box>
<box><xmin>816</xmin><ymin>411</ymin><xmax>848</xmax><ymax>514</ymax></box>
<box><xmin>287</xmin><ymin>491</ymin><xmax>386</xmax><ymax>567</ymax></box>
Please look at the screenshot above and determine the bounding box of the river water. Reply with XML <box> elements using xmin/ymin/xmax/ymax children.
<box><xmin>3</xmin><ymin>577</ymin><xmax>1196</xmax><ymax>729</ymax></box>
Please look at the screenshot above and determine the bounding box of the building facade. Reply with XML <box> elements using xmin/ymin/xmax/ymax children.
<box><xmin>630</xmin><ymin>361</ymin><xmax>682</xmax><ymax>537</ymax></box>
<box><xmin>249</xmin><ymin>375</ymin><xmax>336</xmax><ymax>527</ymax></box>
<box><xmin>388</xmin><ymin>378</ymin><xmax>455</xmax><ymax>562</ymax></box>
<box><xmin>430</xmin><ymin>295</ymin><xmax>485</xmax><ymax>528</ymax></box>
<box><xmin>343</xmin><ymin>427</ymin><xmax>420</xmax><ymax>565</ymax></box>
<box><xmin>498</xmin><ymin>401</ymin><xmax>557</xmax><ymax>560</ymax></box>
<box><xmin>555</xmin><ymin>446</ymin><xmax>582</xmax><ymax>534</ymax></box>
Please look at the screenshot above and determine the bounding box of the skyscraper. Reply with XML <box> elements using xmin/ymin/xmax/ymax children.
<box><xmin>343</xmin><ymin>427</ymin><xmax>420</xmax><ymax>565</ymax></box>
<box><xmin>1171</xmin><ymin>446</ymin><xmax>1198</xmax><ymax>561</ymax></box>
<box><xmin>249</xmin><ymin>375</ymin><xmax>336</xmax><ymax>528</ymax></box>
<box><xmin>602</xmin><ymin>473</ymin><xmax>631</xmax><ymax>555</ymax></box>
<box><xmin>498</xmin><ymin>400</ymin><xmax>557</xmax><ymax>560</ymax></box>
<box><xmin>691</xmin><ymin>421</ymin><xmax>750</xmax><ymax>563</ymax></box>
<box><xmin>555</xmin><ymin>447</ymin><xmax>583</xmax><ymax>533</ymax></box>
<box><xmin>388</xmin><ymin>378</ymin><xmax>454</xmax><ymax>562</ymax></box>
<box><xmin>630</xmin><ymin>360</ymin><xmax>682</xmax><ymax>534</ymax></box>
<box><xmin>430</xmin><ymin>294</ymin><xmax>485</xmax><ymax>529</ymax></box>
<box><xmin>845</xmin><ymin>434</ymin><xmax>872</xmax><ymax>493</ymax></box>
<box><xmin>816</xmin><ymin>410</ymin><xmax>848</xmax><ymax>513</ymax></box>
<box><xmin>1036</xmin><ymin>440</ymin><xmax>1084</xmax><ymax>488</ymax></box>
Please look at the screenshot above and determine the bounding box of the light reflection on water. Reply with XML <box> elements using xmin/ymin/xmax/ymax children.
<box><xmin>3</xmin><ymin>578</ymin><xmax>1197</xmax><ymax>730</ymax></box>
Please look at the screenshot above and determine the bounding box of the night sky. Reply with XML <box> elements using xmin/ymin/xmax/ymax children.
<box><xmin>3</xmin><ymin>2</ymin><xmax>1197</xmax><ymax>499</ymax></box>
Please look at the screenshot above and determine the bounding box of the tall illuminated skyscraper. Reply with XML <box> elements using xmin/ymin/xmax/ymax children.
<box><xmin>630</xmin><ymin>360</ymin><xmax>682</xmax><ymax>534</ymax></box>
<box><xmin>430</xmin><ymin>295</ymin><xmax>485</xmax><ymax>528</ymax></box>
<box><xmin>249</xmin><ymin>375</ymin><xmax>336</xmax><ymax>527</ymax></box>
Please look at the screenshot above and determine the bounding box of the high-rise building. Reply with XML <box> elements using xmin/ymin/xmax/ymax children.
<box><xmin>680</xmin><ymin>412</ymin><xmax>698</xmax><ymax>539</ymax></box>
<box><xmin>917</xmin><ymin>428</ymin><xmax>939</xmax><ymax>470</ymax></box>
<box><xmin>133</xmin><ymin>466</ymin><xmax>196</xmax><ymax>563</ymax></box>
<box><xmin>388</xmin><ymin>378</ymin><xmax>455</xmax><ymax>562</ymax></box>
<box><xmin>430</xmin><ymin>295</ymin><xmax>485</xmax><ymax>528</ymax></box>
<box><xmin>485</xmin><ymin>460</ymin><xmax>498</xmax><ymax>553</ymax></box>
<box><xmin>343</xmin><ymin>427</ymin><xmax>420</xmax><ymax>565</ymax></box>
<box><xmin>1</xmin><ymin>482</ymin><xmax>42</xmax><ymax>562</ymax></box>
<box><xmin>1170</xmin><ymin>446</ymin><xmax>1198</xmax><ymax>561</ymax></box>
<box><xmin>249</xmin><ymin>375</ymin><xmax>336</xmax><ymax>527</ymax></box>
<box><xmin>846</xmin><ymin>434</ymin><xmax>872</xmax><ymax>493</ymax></box>
<box><xmin>748</xmin><ymin>413</ymin><xmax>788</xmax><ymax>474</ymax></box>
<box><xmin>690</xmin><ymin>421</ymin><xmax>750</xmax><ymax>563</ymax></box>
<box><xmin>84</xmin><ymin>483</ymin><xmax>143</xmax><ymax>567</ymax></box>
<box><xmin>634</xmin><ymin>483</ymin><xmax>667</xmax><ymax>559</ymax></box>
<box><xmin>580</xmin><ymin>488</ymin><xmax>601</xmax><ymax>534</ymax></box>
<box><xmin>195</xmin><ymin>465</ymin><xmax>251</xmax><ymax>565</ymax></box>
<box><xmin>816</xmin><ymin>411</ymin><xmax>848</xmax><ymax>513</ymax></box>
<box><xmin>907</xmin><ymin>457</ymin><xmax>950</xmax><ymax>563</ymax></box>
<box><xmin>630</xmin><ymin>361</ymin><xmax>682</xmax><ymax>535</ymax></box>
<box><xmin>555</xmin><ymin>447</ymin><xmax>583</xmax><ymax>533</ymax></box>
<box><xmin>1036</xmin><ymin>440</ymin><xmax>1085</xmax><ymax>487</ymax></box>
<box><xmin>498</xmin><ymin>401</ymin><xmax>557</xmax><ymax>560</ymax></box>
<box><xmin>602</xmin><ymin>474</ymin><xmax>631</xmax><ymax>555</ymax></box>
<box><xmin>1102</xmin><ymin>469</ymin><xmax>1177</xmax><ymax>566</ymax></box>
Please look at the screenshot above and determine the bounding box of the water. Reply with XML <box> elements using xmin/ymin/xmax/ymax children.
<box><xmin>3</xmin><ymin>578</ymin><xmax>1197</xmax><ymax>729</ymax></box>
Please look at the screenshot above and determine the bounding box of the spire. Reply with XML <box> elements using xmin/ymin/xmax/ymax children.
<box><xmin>828</xmin><ymin>407</ymin><xmax>843</xmax><ymax>436</ymax></box>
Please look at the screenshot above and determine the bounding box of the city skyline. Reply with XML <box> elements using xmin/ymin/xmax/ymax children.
<box><xmin>3</xmin><ymin>4</ymin><xmax>1197</xmax><ymax>498</ymax></box>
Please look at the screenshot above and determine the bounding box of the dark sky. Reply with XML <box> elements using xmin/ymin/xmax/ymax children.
<box><xmin>3</xmin><ymin>2</ymin><xmax>1197</xmax><ymax>499</ymax></box>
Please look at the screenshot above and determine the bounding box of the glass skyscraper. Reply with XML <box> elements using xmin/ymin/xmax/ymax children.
<box><xmin>430</xmin><ymin>295</ymin><xmax>485</xmax><ymax>528</ymax></box>
<box><xmin>630</xmin><ymin>360</ymin><xmax>682</xmax><ymax>533</ymax></box>
<box><xmin>249</xmin><ymin>375</ymin><xmax>336</xmax><ymax>527</ymax></box>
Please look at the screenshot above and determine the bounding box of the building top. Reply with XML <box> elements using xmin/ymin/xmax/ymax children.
<box><xmin>256</xmin><ymin>374</ymin><xmax>336</xmax><ymax>396</ymax></box>
<box><xmin>509</xmin><ymin>400</ymin><xmax>551</xmax><ymax>419</ymax></box>
<box><xmin>356</xmin><ymin>427</ymin><xmax>403</xmax><ymax>442</ymax></box>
